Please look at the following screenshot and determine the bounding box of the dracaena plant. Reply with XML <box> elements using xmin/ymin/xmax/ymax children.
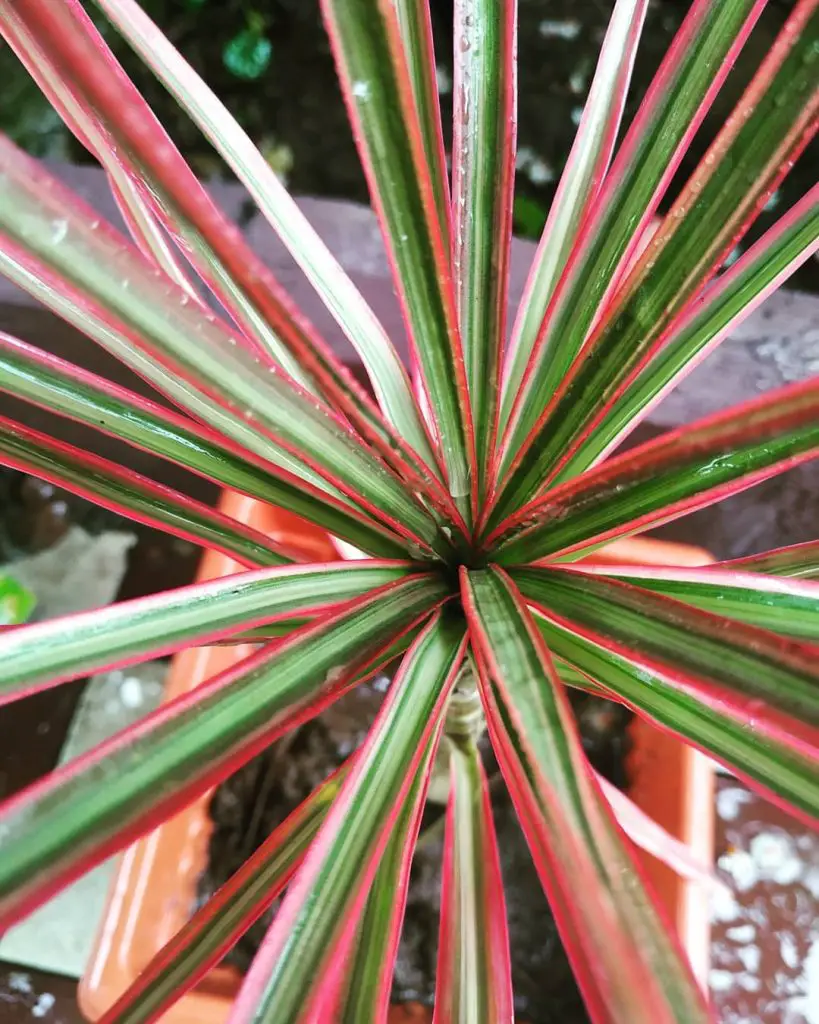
<box><xmin>0</xmin><ymin>0</ymin><xmax>817</xmax><ymax>1020</ymax></box>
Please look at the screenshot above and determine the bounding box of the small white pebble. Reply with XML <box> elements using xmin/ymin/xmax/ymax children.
<box><xmin>709</xmin><ymin>969</ymin><xmax>735</xmax><ymax>992</ymax></box>
<box><xmin>32</xmin><ymin>993</ymin><xmax>56</xmax><ymax>1018</ymax></box>
<box><xmin>119</xmin><ymin>676</ymin><xmax>144</xmax><ymax>709</ymax></box>
<box><xmin>8</xmin><ymin>972</ymin><xmax>32</xmax><ymax>994</ymax></box>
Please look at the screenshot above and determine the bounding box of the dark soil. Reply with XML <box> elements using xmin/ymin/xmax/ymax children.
<box><xmin>198</xmin><ymin>678</ymin><xmax>634</xmax><ymax>1022</ymax></box>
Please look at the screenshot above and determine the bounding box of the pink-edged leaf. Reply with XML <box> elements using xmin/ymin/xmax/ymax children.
<box><xmin>338</xmin><ymin>734</ymin><xmax>438</xmax><ymax>1023</ymax></box>
<box><xmin>228</xmin><ymin>611</ymin><xmax>467</xmax><ymax>1024</ymax></box>
<box><xmin>0</xmin><ymin>1</ymin><xmax>201</xmax><ymax>299</ymax></box>
<box><xmin>596</xmin><ymin>774</ymin><xmax>725</xmax><ymax>894</ymax></box>
<box><xmin>0</xmin><ymin>230</ymin><xmax>406</xmax><ymax>548</ymax></box>
<box><xmin>0</xmin><ymin>138</ymin><xmax>449</xmax><ymax>558</ymax></box>
<box><xmin>98</xmin><ymin>763</ymin><xmax>350</xmax><ymax>1024</ymax></box>
<box><xmin>532</xmin><ymin>610</ymin><xmax>819</xmax><ymax>827</ymax></box>
<box><xmin>512</xmin><ymin>566</ymin><xmax>819</xmax><ymax>750</ymax></box>
<box><xmin>555</xmin><ymin>183</ymin><xmax>819</xmax><ymax>481</ymax></box>
<box><xmin>497</xmin><ymin>0</ymin><xmax>766</xmax><ymax>480</ymax></box>
<box><xmin>320</xmin><ymin>0</ymin><xmax>477</xmax><ymax>523</ymax></box>
<box><xmin>1</xmin><ymin>1</ymin><xmax>462</xmax><ymax>529</ymax></box>
<box><xmin>0</xmin><ymin>574</ymin><xmax>447</xmax><ymax>930</ymax></box>
<box><xmin>492</xmin><ymin>0</ymin><xmax>819</xmax><ymax>523</ymax></box>
<box><xmin>452</xmin><ymin>0</ymin><xmax>517</xmax><ymax>496</ymax></box>
<box><xmin>0</xmin><ymin>332</ymin><xmax>408</xmax><ymax>559</ymax></box>
<box><xmin>392</xmin><ymin>0</ymin><xmax>451</xmax><ymax>241</ymax></box>
<box><xmin>91</xmin><ymin>0</ymin><xmax>443</xmax><ymax>483</ymax></box>
<box><xmin>577</xmin><ymin>563</ymin><xmax>819</xmax><ymax>642</ymax></box>
<box><xmin>0</xmin><ymin>414</ymin><xmax>294</xmax><ymax>569</ymax></box>
<box><xmin>460</xmin><ymin>566</ymin><xmax>707</xmax><ymax>1024</ymax></box>
<box><xmin>502</xmin><ymin>0</ymin><xmax>649</xmax><ymax>427</ymax></box>
<box><xmin>491</xmin><ymin>376</ymin><xmax>819</xmax><ymax>564</ymax></box>
<box><xmin>0</xmin><ymin>561</ymin><xmax>417</xmax><ymax>705</ymax></box>
<box><xmin>718</xmin><ymin>540</ymin><xmax>819</xmax><ymax>581</ymax></box>
<box><xmin>434</xmin><ymin>732</ymin><xmax>513</xmax><ymax>1023</ymax></box>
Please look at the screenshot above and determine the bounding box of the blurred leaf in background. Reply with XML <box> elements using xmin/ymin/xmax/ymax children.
<box><xmin>0</xmin><ymin>573</ymin><xmax>35</xmax><ymax>625</ymax></box>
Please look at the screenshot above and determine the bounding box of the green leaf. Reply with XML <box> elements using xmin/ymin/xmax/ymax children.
<box><xmin>0</xmin><ymin>415</ymin><xmax>292</xmax><ymax>570</ymax></box>
<box><xmin>493</xmin><ymin>377</ymin><xmax>819</xmax><ymax>564</ymax></box>
<box><xmin>0</xmin><ymin>562</ymin><xmax>416</xmax><ymax>704</ymax></box>
<box><xmin>585</xmin><ymin>565</ymin><xmax>819</xmax><ymax>642</ymax></box>
<box><xmin>392</xmin><ymin>0</ymin><xmax>451</xmax><ymax>242</ymax></box>
<box><xmin>1</xmin><ymin>4</ymin><xmax>202</xmax><ymax>297</ymax></box>
<box><xmin>461</xmin><ymin>567</ymin><xmax>707</xmax><ymax>1023</ymax></box>
<box><xmin>493</xmin><ymin>3</ymin><xmax>819</xmax><ymax>521</ymax></box>
<box><xmin>0</xmin><ymin>332</ymin><xmax>409</xmax><ymax>559</ymax></box>
<box><xmin>320</xmin><ymin>0</ymin><xmax>476</xmax><ymax>518</ymax></box>
<box><xmin>498</xmin><ymin>0</ymin><xmax>763</xmax><ymax>478</ymax></box>
<box><xmin>0</xmin><ymin>572</ymin><xmax>35</xmax><ymax>625</ymax></box>
<box><xmin>98</xmin><ymin>767</ymin><xmax>348</xmax><ymax>1024</ymax></box>
<box><xmin>533</xmin><ymin>612</ymin><xmax>819</xmax><ymax>826</ymax></box>
<box><xmin>0</xmin><ymin>575</ymin><xmax>446</xmax><ymax>928</ymax></box>
<box><xmin>223</xmin><ymin>28</ymin><xmax>272</xmax><ymax>81</ymax></box>
<box><xmin>93</xmin><ymin>0</ymin><xmax>439</xmax><ymax>475</ymax></box>
<box><xmin>719</xmin><ymin>540</ymin><xmax>819</xmax><ymax>581</ymax></box>
<box><xmin>512</xmin><ymin>567</ymin><xmax>819</xmax><ymax>734</ymax></box>
<box><xmin>451</xmin><ymin>0</ymin><xmax>516</xmax><ymax>494</ymax></box>
<box><xmin>502</xmin><ymin>0</ymin><xmax>648</xmax><ymax>429</ymax></box>
<box><xmin>339</xmin><ymin>736</ymin><xmax>436</xmax><ymax>1023</ymax></box>
<box><xmin>0</xmin><ymin>237</ymin><xmax>346</xmax><ymax>509</ymax></box>
<box><xmin>229</xmin><ymin>611</ymin><xmax>467</xmax><ymax>1024</ymax></box>
<box><xmin>555</xmin><ymin>184</ymin><xmax>819</xmax><ymax>482</ymax></box>
<box><xmin>0</xmin><ymin>139</ymin><xmax>446</xmax><ymax>558</ymax></box>
<box><xmin>434</xmin><ymin>732</ymin><xmax>513</xmax><ymax>1022</ymax></box>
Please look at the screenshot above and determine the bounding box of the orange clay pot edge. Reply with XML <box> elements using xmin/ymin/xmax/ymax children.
<box><xmin>79</xmin><ymin>497</ymin><xmax>714</xmax><ymax>1023</ymax></box>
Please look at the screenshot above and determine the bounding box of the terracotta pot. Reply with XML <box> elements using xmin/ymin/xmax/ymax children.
<box><xmin>80</xmin><ymin>494</ymin><xmax>714</xmax><ymax>1022</ymax></box>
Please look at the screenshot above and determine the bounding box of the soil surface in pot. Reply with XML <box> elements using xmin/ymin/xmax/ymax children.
<box><xmin>198</xmin><ymin>676</ymin><xmax>634</xmax><ymax>1023</ymax></box>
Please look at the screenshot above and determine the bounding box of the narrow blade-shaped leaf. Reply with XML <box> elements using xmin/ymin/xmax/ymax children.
<box><xmin>0</xmin><ymin>561</ymin><xmax>415</xmax><ymax>703</ymax></box>
<box><xmin>339</xmin><ymin>735</ymin><xmax>437</xmax><ymax>1024</ymax></box>
<box><xmin>555</xmin><ymin>183</ymin><xmax>819</xmax><ymax>481</ymax></box>
<box><xmin>596</xmin><ymin>774</ymin><xmax>723</xmax><ymax>893</ymax></box>
<box><xmin>580</xmin><ymin>564</ymin><xmax>819</xmax><ymax>641</ymax></box>
<box><xmin>0</xmin><ymin>232</ymin><xmax>369</xmax><ymax>522</ymax></box>
<box><xmin>452</xmin><ymin>0</ymin><xmax>516</xmax><ymax>494</ymax></box>
<box><xmin>229</xmin><ymin>611</ymin><xmax>467</xmax><ymax>1024</ymax></box>
<box><xmin>0</xmin><ymin>574</ymin><xmax>446</xmax><ymax>928</ymax></box>
<box><xmin>2</xmin><ymin>0</ymin><xmax>450</xmax><ymax>497</ymax></box>
<box><xmin>492</xmin><ymin>377</ymin><xmax>819</xmax><ymax>564</ymax></box>
<box><xmin>533</xmin><ymin>612</ymin><xmax>819</xmax><ymax>826</ymax></box>
<box><xmin>461</xmin><ymin>567</ymin><xmax>707</xmax><ymax>1024</ymax></box>
<box><xmin>498</xmin><ymin>0</ymin><xmax>765</xmax><ymax>475</ymax></box>
<box><xmin>718</xmin><ymin>540</ymin><xmax>819</xmax><ymax>581</ymax></box>
<box><xmin>434</xmin><ymin>734</ymin><xmax>513</xmax><ymax>1024</ymax></box>
<box><xmin>0</xmin><ymin>138</ymin><xmax>447</xmax><ymax>557</ymax></box>
<box><xmin>90</xmin><ymin>0</ymin><xmax>441</xmax><ymax>481</ymax></box>
<box><xmin>393</xmin><ymin>0</ymin><xmax>451</xmax><ymax>238</ymax></box>
<box><xmin>493</xmin><ymin>2</ymin><xmax>819</xmax><ymax>521</ymax></box>
<box><xmin>0</xmin><ymin>414</ymin><xmax>292</xmax><ymax>570</ymax></box>
<box><xmin>0</xmin><ymin>332</ymin><xmax>408</xmax><ymax>559</ymax></box>
<box><xmin>513</xmin><ymin>567</ymin><xmax>819</xmax><ymax>740</ymax></box>
<box><xmin>320</xmin><ymin>0</ymin><xmax>476</xmax><ymax>519</ymax></box>
<box><xmin>502</xmin><ymin>0</ymin><xmax>648</xmax><ymax>423</ymax></box>
<box><xmin>99</xmin><ymin>765</ymin><xmax>350</xmax><ymax>1024</ymax></box>
<box><xmin>0</xmin><ymin>3</ymin><xmax>201</xmax><ymax>299</ymax></box>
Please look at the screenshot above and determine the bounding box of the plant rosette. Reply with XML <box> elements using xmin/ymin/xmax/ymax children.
<box><xmin>0</xmin><ymin>1</ymin><xmax>816</xmax><ymax>1022</ymax></box>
